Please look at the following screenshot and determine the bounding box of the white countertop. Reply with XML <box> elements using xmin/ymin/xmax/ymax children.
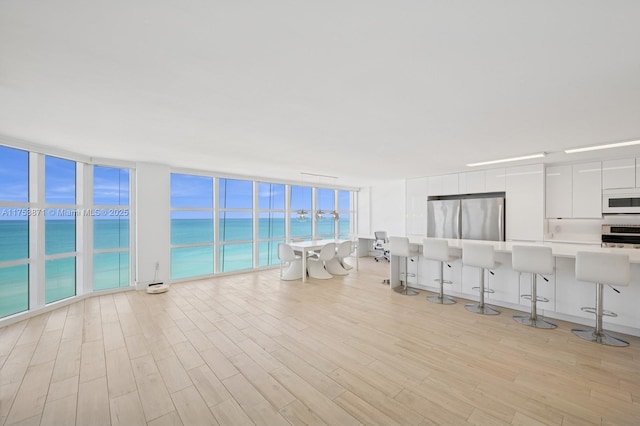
<box><xmin>414</xmin><ymin>237</ymin><xmax>640</xmax><ymax>264</ymax></box>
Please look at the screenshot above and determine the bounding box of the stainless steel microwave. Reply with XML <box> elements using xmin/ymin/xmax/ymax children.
<box><xmin>602</xmin><ymin>189</ymin><xmax>640</xmax><ymax>214</ymax></box>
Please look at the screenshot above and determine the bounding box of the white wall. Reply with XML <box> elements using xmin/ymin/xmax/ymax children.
<box><xmin>356</xmin><ymin>187</ymin><xmax>371</xmax><ymax>236</ymax></box>
<box><xmin>370</xmin><ymin>180</ymin><xmax>406</xmax><ymax>237</ymax></box>
<box><xmin>406</xmin><ymin>177</ymin><xmax>428</xmax><ymax>236</ymax></box>
<box><xmin>136</xmin><ymin>162</ymin><xmax>171</xmax><ymax>286</ymax></box>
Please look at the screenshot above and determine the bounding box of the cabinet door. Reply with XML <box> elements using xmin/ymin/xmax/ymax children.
<box><xmin>485</xmin><ymin>168</ymin><xmax>506</xmax><ymax>192</ymax></box>
<box><xmin>441</xmin><ymin>174</ymin><xmax>459</xmax><ymax>195</ymax></box>
<box><xmin>427</xmin><ymin>175</ymin><xmax>443</xmax><ymax>196</ymax></box>
<box><xmin>602</xmin><ymin>158</ymin><xmax>635</xmax><ymax>189</ymax></box>
<box><xmin>545</xmin><ymin>165</ymin><xmax>572</xmax><ymax>218</ymax></box>
<box><xmin>406</xmin><ymin>177</ymin><xmax>428</xmax><ymax>235</ymax></box>
<box><xmin>505</xmin><ymin>164</ymin><xmax>544</xmax><ymax>242</ymax></box>
<box><xmin>459</xmin><ymin>171</ymin><xmax>485</xmax><ymax>194</ymax></box>
<box><xmin>572</xmin><ymin>161</ymin><xmax>602</xmax><ymax>218</ymax></box>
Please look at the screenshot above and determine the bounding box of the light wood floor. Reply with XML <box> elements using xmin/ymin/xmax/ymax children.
<box><xmin>1</xmin><ymin>258</ymin><xmax>639</xmax><ymax>426</ymax></box>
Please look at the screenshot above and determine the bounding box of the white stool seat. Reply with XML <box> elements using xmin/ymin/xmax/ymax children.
<box><xmin>278</xmin><ymin>243</ymin><xmax>303</xmax><ymax>281</ymax></box>
<box><xmin>511</xmin><ymin>245</ymin><xmax>556</xmax><ymax>329</ymax></box>
<box><xmin>423</xmin><ymin>239</ymin><xmax>458</xmax><ymax>305</ymax></box>
<box><xmin>572</xmin><ymin>251</ymin><xmax>630</xmax><ymax>347</ymax></box>
<box><xmin>463</xmin><ymin>243</ymin><xmax>499</xmax><ymax>315</ymax></box>
<box><xmin>389</xmin><ymin>237</ymin><xmax>419</xmax><ymax>296</ymax></box>
<box><xmin>307</xmin><ymin>242</ymin><xmax>336</xmax><ymax>279</ymax></box>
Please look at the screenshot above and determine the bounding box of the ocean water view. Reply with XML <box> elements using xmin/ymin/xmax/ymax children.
<box><xmin>0</xmin><ymin>218</ymin><xmax>130</xmax><ymax>318</ymax></box>
<box><xmin>1</xmin><ymin>217</ymin><xmax>350</xmax><ymax>317</ymax></box>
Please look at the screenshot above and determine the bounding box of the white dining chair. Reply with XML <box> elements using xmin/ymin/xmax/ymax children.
<box><xmin>325</xmin><ymin>241</ymin><xmax>352</xmax><ymax>276</ymax></box>
<box><xmin>278</xmin><ymin>243</ymin><xmax>303</xmax><ymax>281</ymax></box>
<box><xmin>307</xmin><ymin>242</ymin><xmax>336</xmax><ymax>279</ymax></box>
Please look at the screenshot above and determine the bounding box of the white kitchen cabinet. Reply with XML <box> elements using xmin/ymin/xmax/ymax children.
<box><xmin>505</xmin><ymin>164</ymin><xmax>544</xmax><ymax>242</ymax></box>
<box><xmin>427</xmin><ymin>175</ymin><xmax>443</xmax><ymax>196</ymax></box>
<box><xmin>458</xmin><ymin>171</ymin><xmax>485</xmax><ymax>194</ymax></box>
<box><xmin>636</xmin><ymin>158</ymin><xmax>640</xmax><ymax>188</ymax></box>
<box><xmin>602</xmin><ymin>158</ymin><xmax>635</xmax><ymax>189</ymax></box>
<box><xmin>406</xmin><ymin>177</ymin><xmax>428</xmax><ymax>235</ymax></box>
<box><xmin>545</xmin><ymin>165</ymin><xmax>572</xmax><ymax>218</ymax></box>
<box><xmin>442</xmin><ymin>173</ymin><xmax>459</xmax><ymax>195</ymax></box>
<box><xmin>545</xmin><ymin>162</ymin><xmax>601</xmax><ymax>219</ymax></box>
<box><xmin>572</xmin><ymin>161</ymin><xmax>601</xmax><ymax>218</ymax></box>
<box><xmin>484</xmin><ymin>168</ymin><xmax>506</xmax><ymax>192</ymax></box>
<box><xmin>428</xmin><ymin>174</ymin><xmax>459</xmax><ymax>195</ymax></box>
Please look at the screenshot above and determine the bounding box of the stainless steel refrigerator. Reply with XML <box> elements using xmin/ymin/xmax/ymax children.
<box><xmin>427</xmin><ymin>196</ymin><xmax>505</xmax><ymax>241</ymax></box>
<box><xmin>427</xmin><ymin>199</ymin><xmax>461</xmax><ymax>239</ymax></box>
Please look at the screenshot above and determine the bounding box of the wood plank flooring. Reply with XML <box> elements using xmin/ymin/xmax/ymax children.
<box><xmin>1</xmin><ymin>257</ymin><xmax>639</xmax><ymax>425</ymax></box>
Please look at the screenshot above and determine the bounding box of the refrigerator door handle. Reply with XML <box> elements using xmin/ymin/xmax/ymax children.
<box><xmin>498</xmin><ymin>201</ymin><xmax>504</xmax><ymax>241</ymax></box>
<box><xmin>456</xmin><ymin>202</ymin><xmax>462</xmax><ymax>239</ymax></box>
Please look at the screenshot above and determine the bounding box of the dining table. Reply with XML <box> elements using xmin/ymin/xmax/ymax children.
<box><xmin>288</xmin><ymin>239</ymin><xmax>357</xmax><ymax>283</ymax></box>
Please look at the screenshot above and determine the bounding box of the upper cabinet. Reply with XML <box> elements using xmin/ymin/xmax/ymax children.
<box><xmin>430</xmin><ymin>170</ymin><xmax>505</xmax><ymax>196</ymax></box>
<box><xmin>428</xmin><ymin>173</ymin><xmax>459</xmax><ymax>196</ymax></box>
<box><xmin>545</xmin><ymin>165</ymin><xmax>572</xmax><ymax>218</ymax></box>
<box><xmin>506</xmin><ymin>164</ymin><xmax>544</xmax><ymax>242</ymax></box>
<box><xmin>602</xmin><ymin>158</ymin><xmax>635</xmax><ymax>189</ymax></box>
<box><xmin>572</xmin><ymin>162</ymin><xmax>602</xmax><ymax>218</ymax></box>
<box><xmin>545</xmin><ymin>162</ymin><xmax>602</xmax><ymax>219</ymax></box>
<box><xmin>484</xmin><ymin>168</ymin><xmax>506</xmax><ymax>192</ymax></box>
<box><xmin>427</xmin><ymin>175</ymin><xmax>443</xmax><ymax>196</ymax></box>
<box><xmin>458</xmin><ymin>171</ymin><xmax>485</xmax><ymax>194</ymax></box>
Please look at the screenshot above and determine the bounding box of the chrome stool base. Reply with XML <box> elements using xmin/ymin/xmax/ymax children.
<box><xmin>513</xmin><ymin>315</ymin><xmax>556</xmax><ymax>329</ymax></box>
<box><xmin>465</xmin><ymin>303</ymin><xmax>499</xmax><ymax>315</ymax></box>
<box><xmin>394</xmin><ymin>285</ymin><xmax>419</xmax><ymax>296</ymax></box>
<box><xmin>427</xmin><ymin>294</ymin><xmax>456</xmax><ymax>305</ymax></box>
<box><xmin>572</xmin><ymin>328</ymin><xmax>629</xmax><ymax>347</ymax></box>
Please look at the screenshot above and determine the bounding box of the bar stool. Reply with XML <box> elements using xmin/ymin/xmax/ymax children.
<box><xmin>423</xmin><ymin>239</ymin><xmax>458</xmax><ymax>304</ymax></box>
<box><xmin>572</xmin><ymin>251</ymin><xmax>630</xmax><ymax>347</ymax></box>
<box><xmin>463</xmin><ymin>243</ymin><xmax>500</xmax><ymax>315</ymax></box>
<box><xmin>388</xmin><ymin>237</ymin><xmax>419</xmax><ymax>296</ymax></box>
<box><xmin>511</xmin><ymin>245</ymin><xmax>556</xmax><ymax>328</ymax></box>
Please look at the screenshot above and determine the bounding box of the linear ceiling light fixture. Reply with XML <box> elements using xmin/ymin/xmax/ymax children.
<box><xmin>466</xmin><ymin>153</ymin><xmax>546</xmax><ymax>167</ymax></box>
<box><xmin>564</xmin><ymin>139</ymin><xmax>640</xmax><ymax>154</ymax></box>
<box><xmin>300</xmin><ymin>172</ymin><xmax>338</xmax><ymax>179</ymax></box>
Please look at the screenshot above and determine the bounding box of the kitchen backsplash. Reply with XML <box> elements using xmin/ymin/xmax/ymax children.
<box><xmin>544</xmin><ymin>216</ymin><xmax>640</xmax><ymax>243</ymax></box>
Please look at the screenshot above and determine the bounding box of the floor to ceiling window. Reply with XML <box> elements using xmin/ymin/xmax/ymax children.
<box><xmin>44</xmin><ymin>155</ymin><xmax>77</xmax><ymax>304</ymax></box>
<box><xmin>0</xmin><ymin>143</ymin><xmax>359</xmax><ymax>322</ymax></box>
<box><xmin>93</xmin><ymin>166</ymin><xmax>131</xmax><ymax>290</ymax></box>
<box><xmin>290</xmin><ymin>185</ymin><xmax>312</xmax><ymax>241</ymax></box>
<box><xmin>219</xmin><ymin>178</ymin><xmax>253</xmax><ymax>272</ymax></box>
<box><xmin>0</xmin><ymin>146</ymin><xmax>30</xmax><ymax>318</ymax></box>
<box><xmin>257</xmin><ymin>182</ymin><xmax>285</xmax><ymax>267</ymax></box>
<box><xmin>170</xmin><ymin>173</ymin><xmax>214</xmax><ymax>280</ymax></box>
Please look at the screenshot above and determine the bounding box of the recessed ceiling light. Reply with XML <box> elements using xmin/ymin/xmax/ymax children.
<box><xmin>466</xmin><ymin>153</ymin><xmax>546</xmax><ymax>167</ymax></box>
<box><xmin>564</xmin><ymin>139</ymin><xmax>640</xmax><ymax>154</ymax></box>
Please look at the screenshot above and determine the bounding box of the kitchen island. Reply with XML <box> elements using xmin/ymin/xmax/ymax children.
<box><xmin>388</xmin><ymin>237</ymin><xmax>640</xmax><ymax>337</ymax></box>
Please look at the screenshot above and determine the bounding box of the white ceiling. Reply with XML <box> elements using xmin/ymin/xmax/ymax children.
<box><xmin>1</xmin><ymin>0</ymin><xmax>640</xmax><ymax>188</ymax></box>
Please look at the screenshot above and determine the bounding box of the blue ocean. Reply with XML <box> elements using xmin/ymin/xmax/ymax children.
<box><xmin>0</xmin><ymin>217</ymin><xmax>349</xmax><ymax>317</ymax></box>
